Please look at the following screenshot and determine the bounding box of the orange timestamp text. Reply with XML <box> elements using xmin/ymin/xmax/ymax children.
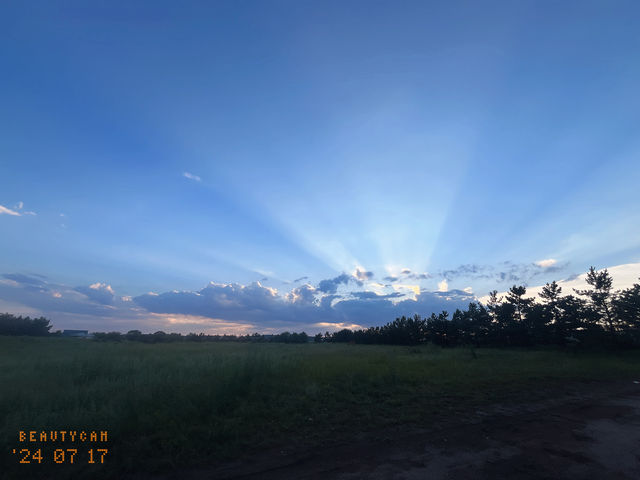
<box><xmin>11</xmin><ymin>447</ymin><xmax>109</xmax><ymax>464</ymax></box>
<box><xmin>10</xmin><ymin>430</ymin><xmax>109</xmax><ymax>465</ymax></box>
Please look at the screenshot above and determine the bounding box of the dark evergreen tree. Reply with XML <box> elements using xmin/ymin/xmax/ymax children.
<box><xmin>575</xmin><ymin>267</ymin><xmax>617</xmax><ymax>340</ymax></box>
<box><xmin>613</xmin><ymin>278</ymin><xmax>640</xmax><ymax>345</ymax></box>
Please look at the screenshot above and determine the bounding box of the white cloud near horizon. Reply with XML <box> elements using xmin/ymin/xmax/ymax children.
<box><xmin>478</xmin><ymin>262</ymin><xmax>640</xmax><ymax>303</ymax></box>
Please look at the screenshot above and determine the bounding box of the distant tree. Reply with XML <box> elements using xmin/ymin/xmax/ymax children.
<box><xmin>0</xmin><ymin>313</ymin><xmax>52</xmax><ymax>336</ymax></box>
<box><xmin>487</xmin><ymin>290</ymin><xmax>502</xmax><ymax>315</ymax></box>
<box><xmin>506</xmin><ymin>285</ymin><xmax>533</xmax><ymax>323</ymax></box>
<box><xmin>575</xmin><ymin>267</ymin><xmax>617</xmax><ymax>340</ymax></box>
<box><xmin>533</xmin><ymin>281</ymin><xmax>562</xmax><ymax>344</ymax></box>
<box><xmin>93</xmin><ymin>331</ymin><xmax>123</xmax><ymax>342</ymax></box>
<box><xmin>126</xmin><ymin>330</ymin><xmax>143</xmax><ymax>341</ymax></box>
<box><xmin>614</xmin><ymin>279</ymin><xmax>640</xmax><ymax>324</ymax></box>
<box><xmin>613</xmin><ymin>278</ymin><xmax>640</xmax><ymax>345</ymax></box>
<box><xmin>426</xmin><ymin>311</ymin><xmax>451</xmax><ymax>346</ymax></box>
<box><xmin>466</xmin><ymin>302</ymin><xmax>492</xmax><ymax>346</ymax></box>
<box><xmin>381</xmin><ymin>315</ymin><xmax>427</xmax><ymax>345</ymax></box>
<box><xmin>331</xmin><ymin>329</ymin><xmax>355</xmax><ymax>343</ymax></box>
<box><xmin>539</xmin><ymin>281</ymin><xmax>562</xmax><ymax>311</ymax></box>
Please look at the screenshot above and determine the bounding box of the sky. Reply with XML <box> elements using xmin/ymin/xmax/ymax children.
<box><xmin>1</xmin><ymin>1</ymin><xmax>639</xmax><ymax>334</ymax></box>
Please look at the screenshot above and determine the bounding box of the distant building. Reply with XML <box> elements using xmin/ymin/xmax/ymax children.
<box><xmin>62</xmin><ymin>329</ymin><xmax>91</xmax><ymax>338</ymax></box>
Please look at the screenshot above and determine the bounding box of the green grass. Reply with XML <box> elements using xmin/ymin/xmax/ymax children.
<box><xmin>2</xmin><ymin>337</ymin><xmax>640</xmax><ymax>479</ymax></box>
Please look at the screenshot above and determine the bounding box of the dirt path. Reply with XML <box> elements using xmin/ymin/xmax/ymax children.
<box><xmin>164</xmin><ymin>381</ymin><xmax>640</xmax><ymax>480</ymax></box>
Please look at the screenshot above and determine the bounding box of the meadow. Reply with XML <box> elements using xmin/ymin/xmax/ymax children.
<box><xmin>2</xmin><ymin>336</ymin><xmax>640</xmax><ymax>479</ymax></box>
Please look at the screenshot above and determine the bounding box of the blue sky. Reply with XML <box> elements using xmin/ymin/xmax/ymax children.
<box><xmin>1</xmin><ymin>1</ymin><xmax>639</xmax><ymax>333</ymax></box>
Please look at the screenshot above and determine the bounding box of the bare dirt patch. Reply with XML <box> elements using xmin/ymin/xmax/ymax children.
<box><xmin>155</xmin><ymin>381</ymin><xmax>640</xmax><ymax>480</ymax></box>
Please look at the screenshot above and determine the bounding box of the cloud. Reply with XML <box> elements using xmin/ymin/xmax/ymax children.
<box><xmin>133</xmin><ymin>279</ymin><xmax>480</xmax><ymax>330</ymax></box>
<box><xmin>385</xmin><ymin>269</ymin><xmax>431</xmax><ymax>281</ymax></box>
<box><xmin>354</xmin><ymin>268</ymin><xmax>374</xmax><ymax>281</ymax></box>
<box><xmin>391</xmin><ymin>284</ymin><xmax>421</xmax><ymax>297</ymax></box>
<box><xmin>286</xmin><ymin>284</ymin><xmax>317</xmax><ymax>305</ymax></box>
<box><xmin>439</xmin><ymin>261</ymin><xmax>568</xmax><ymax>285</ymax></box>
<box><xmin>293</xmin><ymin>276</ymin><xmax>308</xmax><ymax>283</ymax></box>
<box><xmin>1</xmin><ymin>202</ymin><xmax>36</xmax><ymax>216</ymax></box>
<box><xmin>183</xmin><ymin>172</ymin><xmax>202</xmax><ymax>182</ymax></box>
<box><xmin>535</xmin><ymin>258</ymin><xmax>557</xmax><ymax>268</ymax></box>
<box><xmin>1</xmin><ymin>269</ymin><xmax>483</xmax><ymax>334</ymax></box>
<box><xmin>0</xmin><ymin>275</ymin><xmax>128</xmax><ymax>319</ymax></box>
<box><xmin>498</xmin><ymin>260</ymin><xmax>567</xmax><ymax>283</ymax></box>
<box><xmin>0</xmin><ymin>205</ymin><xmax>21</xmax><ymax>216</ymax></box>
<box><xmin>350</xmin><ymin>291</ymin><xmax>404</xmax><ymax>300</ymax></box>
<box><xmin>134</xmin><ymin>281</ymin><xmax>288</xmax><ymax>324</ymax></box>
<box><xmin>317</xmin><ymin>273</ymin><xmax>353</xmax><ymax>294</ymax></box>
<box><xmin>407</xmin><ymin>272</ymin><xmax>431</xmax><ymax>280</ymax></box>
<box><xmin>74</xmin><ymin>283</ymin><xmax>116</xmax><ymax>305</ymax></box>
<box><xmin>3</xmin><ymin>273</ymin><xmax>47</xmax><ymax>286</ymax></box>
<box><xmin>440</xmin><ymin>264</ymin><xmax>494</xmax><ymax>281</ymax></box>
<box><xmin>331</xmin><ymin>288</ymin><xmax>475</xmax><ymax>325</ymax></box>
<box><xmin>438</xmin><ymin>279</ymin><xmax>449</xmax><ymax>292</ymax></box>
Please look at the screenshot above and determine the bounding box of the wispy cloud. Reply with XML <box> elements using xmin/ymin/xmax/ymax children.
<box><xmin>382</xmin><ymin>269</ymin><xmax>431</xmax><ymax>283</ymax></box>
<box><xmin>1</xmin><ymin>202</ymin><xmax>36</xmax><ymax>216</ymax></box>
<box><xmin>0</xmin><ymin>205</ymin><xmax>21</xmax><ymax>216</ymax></box>
<box><xmin>439</xmin><ymin>260</ymin><xmax>568</xmax><ymax>285</ymax></box>
<box><xmin>183</xmin><ymin>172</ymin><xmax>202</xmax><ymax>182</ymax></box>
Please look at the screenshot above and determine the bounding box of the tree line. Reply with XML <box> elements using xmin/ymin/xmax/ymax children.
<box><xmin>0</xmin><ymin>313</ymin><xmax>52</xmax><ymax>336</ymax></box>
<box><xmin>92</xmin><ymin>330</ymin><xmax>310</xmax><ymax>343</ymax></box>
<box><xmin>1</xmin><ymin>267</ymin><xmax>638</xmax><ymax>348</ymax></box>
<box><xmin>320</xmin><ymin>267</ymin><xmax>640</xmax><ymax>348</ymax></box>
<box><xmin>0</xmin><ymin>315</ymin><xmax>311</xmax><ymax>344</ymax></box>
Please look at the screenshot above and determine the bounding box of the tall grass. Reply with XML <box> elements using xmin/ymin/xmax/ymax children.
<box><xmin>2</xmin><ymin>337</ymin><xmax>639</xmax><ymax>479</ymax></box>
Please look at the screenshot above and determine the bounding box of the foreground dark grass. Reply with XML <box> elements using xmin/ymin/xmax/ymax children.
<box><xmin>2</xmin><ymin>337</ymin><xmax>640</xmax><ymax>479</ymax></box>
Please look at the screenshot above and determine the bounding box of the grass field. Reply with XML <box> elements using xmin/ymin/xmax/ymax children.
<box><xmin>2</xmin><ymin>337</ymin><xmax>640</xmax><ymax>479</ymax></box>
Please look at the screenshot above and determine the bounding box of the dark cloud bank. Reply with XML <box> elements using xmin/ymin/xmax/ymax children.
<box><xmin>1</xmin><ymin>272</ymin><xmax>475</xmax><ymax>332</ymax></box>
<box><xmin>1</xmin><ymin>261</ymin><xmax>568</xmax><ymax>332</ymax></box>
<box><xmin>133</xmin><ymin>282</ymin><xmax>475</xmax><ymax>328</ymax></box>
